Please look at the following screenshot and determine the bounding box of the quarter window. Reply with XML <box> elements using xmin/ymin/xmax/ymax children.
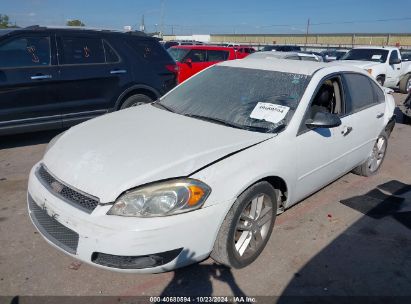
<box><xmin>127</xmin><ymin>39</ymin><xmax>171</xmax><ymax>62</ymax></box>
<box><xmin>0</xmin><ymin>36</ymin><xmax>50</xmax><ymax>68</ymax></box>
<box><xmin>344</xmin><ymin>73</ymin><xmax>377</xmax><ymax>114</ymax></box>
<box><xmin>60</xmin><ymin>37</ymin><xmax>105</xmax><ymax>65</ymax></box>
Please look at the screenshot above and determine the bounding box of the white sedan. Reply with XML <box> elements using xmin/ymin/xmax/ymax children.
<box><xmin>27</xmin><ymin>59</ymin><xmax>396</xmax><ymax>273</ymax></box>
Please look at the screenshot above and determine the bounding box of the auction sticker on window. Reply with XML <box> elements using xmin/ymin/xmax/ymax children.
<box><xmin>250</xmin><ymin>102</ymin><xmax>290</xmax><ymax>124</ymax></box>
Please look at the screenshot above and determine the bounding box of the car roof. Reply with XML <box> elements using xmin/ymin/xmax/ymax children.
<box><xmin>247</xmin><ymin>51</ymin><xmax>315</xmax><ymax>59</ymax></box>
<box><xmin>170</xmin><ymin>45</ymin><xmax>235</xmax><ymax>51</ymax></box>
<box><xmin>219</xmin><ymin>57</ymin><xmax>365</xmax><ymax>76</ymax></box>
<box><xmin>351</xmin><ymin>46</ymin><xmax>396</xmax><ymax>51</ymax></box>
<box><xmin>1</xmin><ymin>26</ymin><xmax>148</xmax><ymax>37</ymax></box>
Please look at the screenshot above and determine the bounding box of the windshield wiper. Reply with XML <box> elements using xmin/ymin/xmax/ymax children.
<box><xmin>152</xmin><ymin>101</ymin><xmax>175</xmax><ymax>113</ymax></box>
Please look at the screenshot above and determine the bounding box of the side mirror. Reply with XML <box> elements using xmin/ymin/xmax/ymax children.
<box><xmin>389</xmin><ymin>58</ymin><xmax>401</xmax><ymax>65</ymax></box>
<box><xmin>305</xmin><ymin>111</ymin><xmax>342</xmax><ymax>129</ymax></box>
<box><xmin>184</xmin><ymin>58</ymin><xmax>192</xmax><ymax>65</ymax></box>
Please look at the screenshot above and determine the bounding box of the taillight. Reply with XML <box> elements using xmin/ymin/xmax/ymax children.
<box><xmin>165</xmin><ymin>64</ymin><xmax>179</xmax><ymax>75</ymax></box>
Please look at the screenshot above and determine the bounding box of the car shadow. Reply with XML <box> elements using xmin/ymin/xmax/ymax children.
<box><xmin>278</xmin><ymin>180</ymin><xmax>411</xmax><ymax>301</ymax></box>
<box><xmin>0</xmin><ymin>129</ymin><xmax>64</xmax><ymax>150</ymax></box>
<box><xmin>160</xmin><ymin>250</ymin><xmax>246</xmax><ymax>297</ymax></box>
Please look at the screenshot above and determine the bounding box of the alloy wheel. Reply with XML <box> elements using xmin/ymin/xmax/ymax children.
<box><xmin>233</xmin><ymin>194</ymin><xmax>273</xmax><ymax>259</ymax></box>
<box><xmin>368</xmin><ymin>136</ymin><xmax>387</xmax><ymax>173</ymax></box>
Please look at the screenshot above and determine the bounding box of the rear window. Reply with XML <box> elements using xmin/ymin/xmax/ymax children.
<box><xmin>103</xmin><ymin>41</ymin><xmax>119</xmax><ymax>63</ymax></box>
<box><xmin>127</xmin><ymin>39</ymin><xmax>171</xmax><ymax>63</ymax></box>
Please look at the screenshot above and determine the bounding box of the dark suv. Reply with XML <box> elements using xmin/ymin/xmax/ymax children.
<box><xmin>0</xmin><ymin>26</ymin><xmax>177</xmax><ymax>135</ymax></box>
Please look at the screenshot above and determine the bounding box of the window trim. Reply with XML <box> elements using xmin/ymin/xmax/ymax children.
<box><xmin>102</xmin><ymin>39</ymin><xmax>121</xmax><ymax>64</ymax></box>
<box><xmin>0</xmin><ymin>33</ymin><xmax>53</xmax><ymax>69</ymax></box>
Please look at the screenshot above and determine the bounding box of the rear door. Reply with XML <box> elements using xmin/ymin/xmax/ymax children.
<box><xmin>56</xmin><ymin>33</ymin><xmax>127</xmax><ymax>126</ymax></box>
<box><xmin>0</xmin><ymin>32</ymin><xmax>61</xmax><ymax>133</ymax></box>
<box><xmin>340</xmin><ymin>73</ymin><xmax>386</xmax><ymax>170</ymax></box>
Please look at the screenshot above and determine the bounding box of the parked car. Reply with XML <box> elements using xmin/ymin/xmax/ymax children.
<box><xmin>168</xmin><ymin>45</ymin><xmax>237</xmax><ymax>83</ymax></box>
<box><xmin>0</xmin><ymin>26</ymin><xmax>177</xmax><ymax>135</ymax></box>
<box><xmin>338</xmin><ymin>47</ymin><xmax>411</xmax><ymax>93</ymax></box>
<box><xmin>28</xmin><ymin>58</ymin><xmax>395</xmax><ymax>272</ymax></box>
<box><xmin>162</xmin><ymin>40</ymin><xmax>204</xmax><ymax>49</ymax></box>
<box><xmin>247</xmin><ymin>51</ymin><xmax>323</xmax><ymax>62</ymax></box>
<box><xmin>321</xmin><ymin>49</ymin><xmax>349</xmax><ymax>62</ymax></box>
<box><xmin>261</xmin><ymin>45</ymin><xmax>301</xmax><ymax>52</ymax></box>
<box><xmin>233</xmin><ymin>46</ymin><xmax>256</xmax><ymax>59</ymax></box>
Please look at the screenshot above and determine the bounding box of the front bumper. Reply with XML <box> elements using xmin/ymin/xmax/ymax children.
<box><xmin>27</xmin><ymin>163</ymin><xmax>230</xmax><ymax>273</ymax></box>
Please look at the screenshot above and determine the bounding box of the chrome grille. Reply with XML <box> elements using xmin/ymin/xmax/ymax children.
<box><xmin>36</xmin><ymin>164</ymin><xmax>99</xmax><ymax>213</ymax></box>
<box><xmin>28</xmin><ymin>195</ymin><xmax>79</xmax><ymax>254</ymax></box>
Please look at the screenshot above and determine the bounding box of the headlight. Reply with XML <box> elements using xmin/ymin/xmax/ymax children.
<box><xmin>45</xmin><ymin>131</ymin><xmax>65</xmax><ymax>154</ymax></box>
<box><xmin>107</xmin><ymin>179</ymin><xmax>211</xmax><ymax>217</ymax></box>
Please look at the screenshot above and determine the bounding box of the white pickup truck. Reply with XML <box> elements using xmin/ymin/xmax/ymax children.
<box><xmin>338</xmin><ymin>47</ymin><xmax>411</xmax><ymax>93</ymax></box>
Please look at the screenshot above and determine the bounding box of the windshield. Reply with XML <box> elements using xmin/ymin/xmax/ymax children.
<box><xmin>157</xmin><ymin>66</ymin><xmax>311</xmax><ymax>133</ymax></box>
<box><xmin>341</xmin><ymin>49</ymin><xmax>389</xmax><ymax>63</ymax></box>
<box><xmin>167</xmin><ymin>48</ymin><xmax>189</xmax><ymax>62</ymax></box>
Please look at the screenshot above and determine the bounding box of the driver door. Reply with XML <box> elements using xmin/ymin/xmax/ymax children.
<box><xmin>292</xmin><ymin>76</ymin><xmax>351</xmax><ymax>203</ymax></box>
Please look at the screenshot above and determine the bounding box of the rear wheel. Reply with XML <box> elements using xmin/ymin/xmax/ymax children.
<box><xmin>399</xmin><ymin>74</ymin><xmax>411</xmax><ymax>94</ymax></box>
<box><xmin>352</xmin><ymin>131</ymin><xmax>388</xmax><ymax>176</ymax></box>
<box><xmin>211</xmin><ymin>182</ymin><xmax>277</xmax><ymax>268</ymax></box>
<box><xmin>120</xmin><ymin>94</ymin><xmax>154</xmax><ymax>109</ymax></box>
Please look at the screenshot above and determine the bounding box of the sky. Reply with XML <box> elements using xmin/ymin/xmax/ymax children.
<box><xmin>2</xmin><ymin>0</ymin><xmax>411</xmax><ymax>35</ymax></box>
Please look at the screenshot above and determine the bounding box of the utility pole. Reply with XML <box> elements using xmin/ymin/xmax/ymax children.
<box><xmin>160</xmin><ymin>0</ymin><xmax>165</xmax><ymax>37</ymax></box>
<box><xmin>305</xmin><ymin>18</ymin><xmax>310</xmax><ymax>50</ymax></box>
<box><xmin>139</xmin><ymin>14</ymin><xmax>145</xmax><ymax>32</ymax></box>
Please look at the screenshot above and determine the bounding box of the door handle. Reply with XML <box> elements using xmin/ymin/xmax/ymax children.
<box><xmin>376</xmin><ymin>112</ymin><xmax>384</xmax><ymax>119</ymax></box>
<box><xmin>341</xmin><ymin>126</ymin><xmax>353</xmax><ymax>136</ymax></box>
<box><xmin>30</xmin><ymin>74</ymin><xmax>52</xmax><ymax>80</ymax></box>
<box><xmin>110</xmin><ymin>69</ymin><xmax>127</xmax><ymax>74</ymax></box>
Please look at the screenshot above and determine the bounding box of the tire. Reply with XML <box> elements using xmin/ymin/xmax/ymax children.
<box><xmin>211</xmin><ymin>181</ymin><xmax>277</xmax><ymax>268</ymax></box>
<box><xmin>120</xmin><ymin>94</ymin><xmax>154</xmax><ymax>109</ymax></box>
<box><xmin>352</xmin><ymin>131</ymin><xmax>388</xmax><ymax>177</ymax></box>
<box><xmin>399</xmin><ymin>74</ymin><xmax>411</xmax><ymax>94</ymax></box>
<box><xmin>376</xmin><ymin>76</ymin><xmax>385</xmax><ymax>86</ymax></box>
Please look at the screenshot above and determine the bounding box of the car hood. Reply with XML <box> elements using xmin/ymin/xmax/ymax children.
<box><xmin>337</xmin><ymin>60</ymin><xmax>380</xmax><ymax>69</ymax></box>
<box><xmin>43</xmin><ymin>105</ymin><xmax>272</xmax><ymax>203</ymax></box>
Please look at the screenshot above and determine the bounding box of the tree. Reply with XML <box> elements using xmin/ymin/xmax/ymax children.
<box><xmin>66</xmin><ymin>19</ymin><xmax>85</xmax><ymax>27</ymax></box>
<box><xmin>0</xmin><ymin>14</ymin><xmax>18</xmax><ymax>28</ymax></box>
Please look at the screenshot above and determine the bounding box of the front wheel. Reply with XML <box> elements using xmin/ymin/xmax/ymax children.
<box><xmin>352</xmin><ymin>131</ymin><xmax>388</xmax><ymax>176</ymax></box>
<box><xmin>120</xmin><ymin>94</ymin><xmax>153</xmax><ymax>109</ymax></box>
<box><xmin>399</xmin><ymin>74</ymin><xmax>411</xmax><ymax>94</ymax></box>
<box><xmin>211</xmin><ymin>182</ymin><xmax>277</xmax><ymax>268</ymax></box>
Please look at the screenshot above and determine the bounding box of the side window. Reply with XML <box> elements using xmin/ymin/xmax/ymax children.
<box><xmin>370</xmin><ymin>80</ymin><xmax>385</xmax><ymax>103</ymax></box>
<box><xmin>310</xmin><ymin>77</ymin><xmax>343</xmax><ymax>119</ymax></box>
<box><xmin>390</xmin><ymin>50</ymin><xmax>399</xmax><ymax>62</ymax></box>
<box><xmin>0</xmin><ymin>36</ymin><xmax>50</xmax><ymax>68</ymax></box>
<box><xmin>103</xmin><ymin>41</ymin><xmax>119</xmax><ymax>63</ymax></box>
<box><xmin>127</xmin><ymin>39</ymin><xmax>170</xmax><ymax>62</ymax></box>
<box><xmin>207</xmin><ymin>50</ymin><xmax>229</xmax><ymax>62</ymax></box>
<box><xmin>60</xmin><ymin>36</ymin><xmax>105</xmax><ymax>64</ymax></box>
<box><xmin>185</xmin><ymin>50</ymin><xmax>207</xmax><ymax>62</ymax></box>
<box><xmin>344</xmin><ymin>73</ymin><xmax>377</xmax><ymax>114</ymax></box>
